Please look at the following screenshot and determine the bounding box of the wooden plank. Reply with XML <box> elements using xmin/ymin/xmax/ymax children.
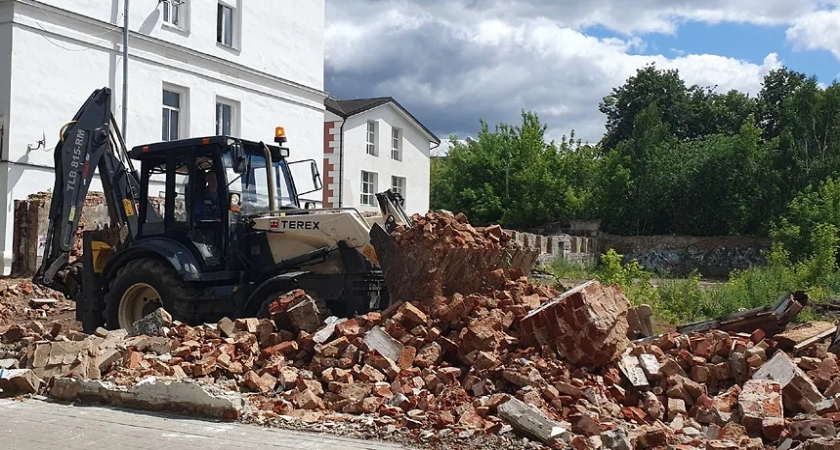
<box><xmin>793</xmin><ymin>326</ymin><xmax>838</xmax><ymax>353</ymax></box>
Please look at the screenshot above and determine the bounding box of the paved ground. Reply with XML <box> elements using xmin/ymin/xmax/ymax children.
<box><xmin>0</xmin><ymin>398</ymin><xmax>414</xmax><ymax>450</ymax></box>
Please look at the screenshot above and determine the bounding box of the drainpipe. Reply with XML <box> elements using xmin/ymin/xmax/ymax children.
<box><xmin>338</xmin><ymin>119</ymin><xmax>346</xmax><ymax>208</ymax></box>
<box><xmin>121</xmin><ymin>0</ymin><xmax>129</xmax><ymax>139</ymax></box>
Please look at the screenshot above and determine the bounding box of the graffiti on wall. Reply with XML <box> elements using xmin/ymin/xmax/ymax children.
<box><xmin>623</xmin><ymin>244</ymin><xmax>769</xmax><ymax>278</ymax></box>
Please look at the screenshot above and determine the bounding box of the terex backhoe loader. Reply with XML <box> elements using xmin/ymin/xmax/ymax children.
<box><xmin>32</xmin><ymin>88</ymin><xmax>539</xmax><ymax>334</ymax></box>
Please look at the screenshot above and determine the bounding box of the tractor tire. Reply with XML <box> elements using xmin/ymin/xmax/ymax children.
<box><xmin>104</xmin><ymin>257</ymin><xmax>197</xmax><ymax>331</ymax></box>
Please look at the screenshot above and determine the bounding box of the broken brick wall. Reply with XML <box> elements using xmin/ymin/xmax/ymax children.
<box><xmin>11</xmin><ymin>192</ymin><xmax>113</xmax><ymax>277</ymax></box>
<box><xmin>505</xmin><ymin>230</ymin><xmax>597</xmax><ymax>268</ymax></box>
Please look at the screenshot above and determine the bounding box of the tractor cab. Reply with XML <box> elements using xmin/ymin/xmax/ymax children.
<box><xmin>127</xmin><ymin>129</ymin><xmax>322</xmax><ymax>275</ymax></box>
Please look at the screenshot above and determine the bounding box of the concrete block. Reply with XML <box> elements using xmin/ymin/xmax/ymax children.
<box><xmin>49</xmin><ymin>377</ymin><xmax>246</xmax><ymax>420</ymax></box>
<box><xmin>497</xmin><ymin>396</ymin><xmax>570</xmax><ymax>445</ymax></box>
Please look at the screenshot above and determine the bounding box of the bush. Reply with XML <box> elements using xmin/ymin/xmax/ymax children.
<box><xmin>594</xmin><ymin>249</ymin><xmax>660</xmax><ymax>307</ymax></box>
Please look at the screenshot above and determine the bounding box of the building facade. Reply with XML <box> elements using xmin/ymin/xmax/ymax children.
<box><xmin>323</xmin><ymin>98</ymin><xmax>440</xmax><ymax>216</ymax></box>
<box><xmin>0</xmin><ymin>0</ymin><xmax>327</xmax><ymax>275</ymax></box>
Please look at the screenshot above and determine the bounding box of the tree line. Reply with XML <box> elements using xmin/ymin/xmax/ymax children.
<box><xmin>431</xmin><ymin>65</ymin><xmax>840</xmax><ymax>253</ymax></box>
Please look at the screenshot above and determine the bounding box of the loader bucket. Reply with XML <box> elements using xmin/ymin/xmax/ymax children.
<box><xmin>369</xmin><ymin>221</ymin><xmax>541</xmax><ymax>306</ymax></box>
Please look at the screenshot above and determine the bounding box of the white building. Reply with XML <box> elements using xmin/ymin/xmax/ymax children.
<box><xmin>323</xmin><ymin>97</ymin><xmax>440</xmax><ymax>216</ymax></box>
<box><xmin>0</xmin><ymin>0</ymin><xmax>327</xmax><ymax>275</ymax></box>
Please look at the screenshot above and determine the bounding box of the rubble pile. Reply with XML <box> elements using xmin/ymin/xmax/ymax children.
<box><xmin>3</xmin><ymin>281</ymin><xmax>838</xmax><ymax>449</ymax></box>
<box><xmin>2</xmin><ymin>213</ymin><xmax>840</xmax><ymax>449</ymax></box>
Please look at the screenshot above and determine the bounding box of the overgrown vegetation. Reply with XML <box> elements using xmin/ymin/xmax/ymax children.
<box><xmin>434</xmin><ymin>64</ymin><xmax>840</xmax><ymax>323</ymax></box>
<box><xmin>548</xmin><ymin>244</ymin><xmax>830</xmax><ymax>327</ymax></box>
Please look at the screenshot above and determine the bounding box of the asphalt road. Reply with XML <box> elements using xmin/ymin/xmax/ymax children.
<box><xmin>0</xmin><ymin>398</ymin><xmax>413</xmax><ymax>450</ymax></box>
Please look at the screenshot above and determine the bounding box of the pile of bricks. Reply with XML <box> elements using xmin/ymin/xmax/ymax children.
<box><xmin>3</xmin><ymin>280</ymin><xmax>840</xmax><ymax>448</ymax></box>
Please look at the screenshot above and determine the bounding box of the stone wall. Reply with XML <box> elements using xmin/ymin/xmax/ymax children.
<box><xmin>598</xmin><ymin>234</ymin><xmax>772</xmax><ymax>278</ymax></box>
<box><xmin>506</xmin><ymin>230</ymin><xmax>772</xmax><ymax>278</ymax></box>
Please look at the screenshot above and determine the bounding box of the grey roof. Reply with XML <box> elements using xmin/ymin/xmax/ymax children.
<box><xmin>325</xmin><ymin>97</ymin><xmax>440</xmax><ymax>144</ymax></box>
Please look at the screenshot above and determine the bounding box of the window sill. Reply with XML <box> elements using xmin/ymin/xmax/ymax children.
<box><xmin>161</xmin><ymin>23</ymin><xmax>190</xmax><ymax>36</ymax></box>
<box><xmin>216</xmin><ymin>42</ymin><xmax>241</xmax><ymax>55</ymax></box>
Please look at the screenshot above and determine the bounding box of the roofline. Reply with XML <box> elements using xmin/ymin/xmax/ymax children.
<box><xmin>128</xmin><ymin>135</ymin><xmax>282</xmax><ymax>159</ymax></box>
<box><xmin>325</xmin><ymin>97</ymin><xmax>441</xmax><ymax>144</ymax></box>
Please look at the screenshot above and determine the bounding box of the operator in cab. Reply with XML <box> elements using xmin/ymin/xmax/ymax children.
<box><xmin>195</xmin><ymin>170</ymin><xmax>221</xmax><ymax>221</ymax></box>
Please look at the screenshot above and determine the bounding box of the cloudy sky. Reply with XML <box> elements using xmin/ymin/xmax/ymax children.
<box><xmin>323</xmin><ymin>0</ymin><xmax>840</xmax><ymax>149</ymax></box>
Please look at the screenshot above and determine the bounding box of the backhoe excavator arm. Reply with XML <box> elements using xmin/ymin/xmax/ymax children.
<box><xmin>375</xmin><ymin>190</ymin><xmax>413</xmax><ymax>233</ymax></box>
<box><xmin>33</xmin><ymin>88</ymin><xmax>142</xmax><ymax>300</ymax></box>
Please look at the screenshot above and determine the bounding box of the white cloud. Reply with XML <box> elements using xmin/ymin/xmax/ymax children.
<box><xmin>786</xmin><ymin>9</ymin><xmax>840</xmax><ymax>58</ymax></box>
<box><xmin>324</xmin><ymin>0</ymin><xmax>825</xmax><ymax>143</ymax></box>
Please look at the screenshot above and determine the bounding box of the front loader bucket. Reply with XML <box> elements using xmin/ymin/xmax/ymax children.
<box><xmin>369</xmin><ymin>222</ymin><xmax>541</xmax><ymax>306</ymax></box>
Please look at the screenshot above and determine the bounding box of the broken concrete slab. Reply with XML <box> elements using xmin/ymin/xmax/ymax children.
<box><xmin>618</xmin><ymin>352</ymin><xmax>650</xmax><ymax>389</ymax></box>
<box><xmin>48</xmin><ymin>376</ymin><xmax>246</xmax><ymax>420</ymax></box>
<box><xmin>0</xmin><ymin>359</ymin><xmax>19</xmax><ymax>370</ymax></box>
<box><xmin>313</xmin><ymin>317</ymin><xmax>347</xmax><ymax>345</ymax></box>
<box><xmin>497</xmin><ymin>396</ymin><xmax>570</xmax><ymax>446</ymax></box>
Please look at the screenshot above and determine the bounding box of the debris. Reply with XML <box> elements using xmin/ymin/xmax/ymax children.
<box><xmin>48</xmin><ymin>377</ymin><xmax>245</xmax><ymax>420</ymax></box>
<box><xmin>6</xmin><ymin>211</ymin><xmax>840</xmax><ymax>450</ymax></box>
<box><xmin>739</xmin><ymin>379</ymin><xmax>783</xmax><ymax>439</ymax></box>
<box><xmin>362</xmin><ymin>326</ymin><xmax>404</xmax><ymax>362</ymax></box>
<box><xmin>789</xmin><ymin>419</ymin><xmax>836</xmax><ymax>440</ymax></box>
<box><xmin>677</xmin><ymin>291</ymin><xmax>807</xmax><ymax>336</ymax></box>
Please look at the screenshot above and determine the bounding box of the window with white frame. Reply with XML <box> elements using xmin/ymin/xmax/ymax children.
<box><xmin>217</xmin><ymin>1</ymin><xmax>237</xmax><ymax>48</ymax></box>
<box><xmin>161</xmin><ymin>0</ymin><xmax>183</xmax><ymax>27</ymax></box>
<box><xmin>391</xmin><ymin>176</ymin><xmax>406</xmax><ymax>199</ymax></box>
<box><xmin>162</xmin><ymin>88</ymin><xmax>182</xmax><ymax>141</ymax></box>
<box><xmin>366</xmin><ymin>120</ymin><xmax>377</xmax><ymax>156</ymax></box>
<box><xmin>391</xmin><ymin>127</ymin><xmax>402</xmax><ymax>161</ymax></box>
<box><xmin>215</xmin><ymin>98</ymin><xmax>239</xmax><ymax>136</ymax></box>
<box><xmin>361</xmin><ymin>171</ymin><xmax>378</xmax><ymax>206</ymax></box>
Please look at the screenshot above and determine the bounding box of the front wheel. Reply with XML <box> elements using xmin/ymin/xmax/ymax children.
<box><xmin>104</xmin><ymin>258</ymin><xmax>197</xmax><ymax>331</ymax></box>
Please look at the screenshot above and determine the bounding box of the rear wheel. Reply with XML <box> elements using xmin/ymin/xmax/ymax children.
<box><xmin>104</xmin><ymin>258</ymin><xmax>197</xmax><ymax>331</ymax></box>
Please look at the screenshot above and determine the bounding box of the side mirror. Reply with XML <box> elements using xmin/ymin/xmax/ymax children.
<box><xmin>311</xmin><ymin>160</ymin><xmax>322</xmax><ymax>191</ymax></box>
<box><xmin>230</xmin><ymin>143</ymin><xmax>246</xmax><ymax>173</ymax></box>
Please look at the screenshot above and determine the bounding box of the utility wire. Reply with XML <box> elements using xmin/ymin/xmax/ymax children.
<box><xmin>32</xmin><ymin>1</ymin><xmax>128</xmax><ymax>51</ymax></box>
